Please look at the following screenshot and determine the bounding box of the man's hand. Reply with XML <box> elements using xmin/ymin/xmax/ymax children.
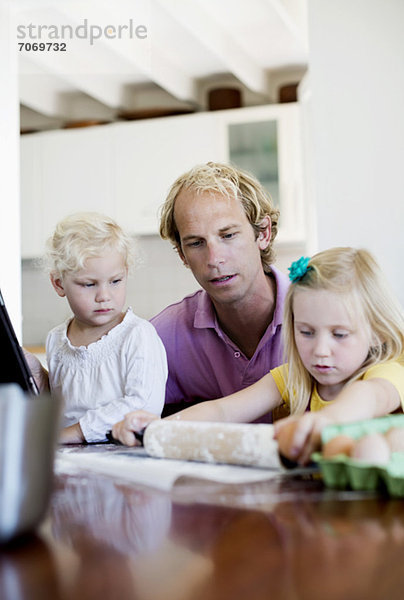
<box><xmin>112</xmin><ymin>410</ymin><xmax>160</xmax><ymax>447</ymax></box>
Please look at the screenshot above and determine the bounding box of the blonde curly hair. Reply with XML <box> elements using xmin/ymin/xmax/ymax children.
<box><xmin>46</xmin><ymin>212</ymin><xmax>134</xmax><ymax>277</ymax></box>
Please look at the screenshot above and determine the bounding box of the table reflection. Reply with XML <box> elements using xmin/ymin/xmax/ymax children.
<box><xmin>0</xmin><ymin>534</ymin><xmax>62</xmax><ymax>600</ymax></box>
<box><xmin>274</xmin><ymin>498</ymin><xmax>404</xmax><ymax>600</ymax></box>
<box><xmin>50</xmin><ymin>474</ymin><xmax>172</xmax><ymax>556</ymax></box>
<box><xmin>2</xmin><ymin>468</ymin><xmax>404</xmax><ymax>600</ymax></box>
<box><xmin>173</xmin><ymin>496</ymin><xmax>404</xmax><ymax>600</ymax></box>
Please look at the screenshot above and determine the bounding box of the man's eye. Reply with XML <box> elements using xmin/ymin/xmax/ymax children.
<box><xmin>112</xmin><ymin>279</ymin><xmax>122</xmax><ymax>284</ymax></box>
<box><xmin>82</xmin><ymin>283</ymin><xmax>95</xmax><ymax>287</ymax></box>
<box><xmin>187</xmin><ymin>240</ymin><xmax>202</xmax><ymax>248</ymax></box>
<box><xmin>223</xmin><ymin>233</ymin><xmax>235</xmax><ymax>239</ymax></box>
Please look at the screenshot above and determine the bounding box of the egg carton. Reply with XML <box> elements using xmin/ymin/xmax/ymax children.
<box><xmin>312</xmin><ymin>414</ymin><xmax>404</xmax><ymax>497</ymax></box>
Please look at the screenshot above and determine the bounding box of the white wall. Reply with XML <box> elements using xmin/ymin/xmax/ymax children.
<box><xmin>22</xmin><ymin>236</ymin><xmax>305</xmax><ymax>345</ymax></box>
<box><xmin>0</xmin><ymin>2</ymin><xmax>22</xmax><ymax>338</ymax></box>
<box><xmin>306</xmin><ymin>0</ymin><xmax>404</xmax><ymax>304</ymax></box>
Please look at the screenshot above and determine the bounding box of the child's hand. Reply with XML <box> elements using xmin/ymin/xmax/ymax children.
<box><xmin>112</xmin><ymin>410</ymin><xmax>160</xmax><ymax>447</ymax></box>
<box><xmin>274</xmin><ymin>413</ymin><xmax>332</xmax><ymax>465</ymax></box>
<box><xmin>23</xmin><ymin>349</ymin><xmax>50</xmax><ymax>393</ymax></box>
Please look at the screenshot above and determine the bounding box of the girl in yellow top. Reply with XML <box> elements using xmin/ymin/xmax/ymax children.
<box><xmin>113</xmin><ymin>247</ymin><xmax>404</xmax><ymax>464</ymax></box>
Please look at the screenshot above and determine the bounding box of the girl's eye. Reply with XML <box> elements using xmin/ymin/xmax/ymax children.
<box><xmin>111</xmin><ymin>279</ymin><xmax>122</xmax><ymax>284</ymax></box>
<box><xmin>334</xmin><ymin>332</ymin><xmax>348</xmax><ymax>339</ymax></box>
<box><xmin>82</xmin><ymin>282</ymin><xmax>95</xmax><ymax>287</ymax></box>
<box><xmin>223</xmin><ymin>232</ymin><xmax>235</xmax><ymax>239</ymax></box>
<box><xmin>300</xmin><ymin>330</ymin><xmax>313</xmax><ymax>337</ymax></box>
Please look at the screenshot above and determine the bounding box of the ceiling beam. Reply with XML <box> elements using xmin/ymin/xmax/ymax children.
<box><xmin>16</xmin><ymin>10</ymin><xmax>138</xmax><ymax>108</ymax></box>
<box><xmin>19</xmin><ymin>56</ymin><xmax>71</xmax><ymax>116</ymax></box>
<box><xmin>90</xmin><ymin>0</ymin><xmax>196</xmax><ymax>101</ymax></box>
<box><xmin>55</xmin><ymin>1</ymin><xmax>197</xmax><ymax>102</ymax></box>
<box><xmin>263</xmin><ymin>0</ymin><xmax>308</xmax><ymax>49</ymax></box>
<box><xmin>157</xmin><ymin>0</ymin><xmax>269</xmax><ymax>95</ymax></box>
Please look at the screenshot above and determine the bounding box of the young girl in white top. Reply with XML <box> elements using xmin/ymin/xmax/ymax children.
<box><xmin>112</xmin><ymin>247</ymin><xmax>404</xmax><ymax>463</ymax></box>
<box><xmin>46</xmin><ymin>212</ymin><xmax>167</xmax><ymax>444</ymax></box>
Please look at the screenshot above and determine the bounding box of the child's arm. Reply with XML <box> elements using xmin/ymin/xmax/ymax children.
<box><xmin>176</xmin><ymin>372</ymin><xmax>283</xmax><ymax>423</ymax></box>
<box><xmin>275</xmin><ymin>377</ymin><xmax>402</xmax><ymax>465</ymax></box>
<box><xmin>24</xmin><ymin>348</ymin><xmax>86</xmax><ymax>442</ymax></box>
<box><xmin>23</xmin><ymin>349</ymin><xmax>50</xmax><ymax>393</ymax></box>
<box><xmin>112</xmin><ymin>372</ymin><xmax>283</xmax><ymax>446</ymax></box>
<box><xmin>59</xmin><ymin>423</ymin><xmax>85</xmax><ymax>444</ymax></box>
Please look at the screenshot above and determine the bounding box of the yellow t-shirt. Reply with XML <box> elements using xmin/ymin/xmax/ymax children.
<box><xmin>271</xmin><ymin>359</ymin><xmax>404</xmax><ymax>413</ymax></box>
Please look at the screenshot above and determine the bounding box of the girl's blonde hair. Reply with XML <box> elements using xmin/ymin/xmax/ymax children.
<box><xmin>283</xmin><ymin>247</ymin><xmax>404</xmax><ymax>415</ymax></box>
<box><xmin>46</xmin><ymin>212</ymin><xmax>133</xmax><ymax>277</ymax></box>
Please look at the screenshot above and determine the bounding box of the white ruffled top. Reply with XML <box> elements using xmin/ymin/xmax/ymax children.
<box><xmin>46</xmin><ymin>308</ymin><xmax>168</xmax><ymax>442</ymax></box>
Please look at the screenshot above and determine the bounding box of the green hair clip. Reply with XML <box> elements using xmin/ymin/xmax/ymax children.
<box><xmin>288</xmin><ymin>256</ymin><xmax>311</xmax><ymax>283</ymax></box>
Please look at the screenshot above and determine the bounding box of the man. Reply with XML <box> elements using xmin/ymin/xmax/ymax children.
<box><xmin>27</xmin><ymin>162</ymin><xmax>289</xmax><ymax>426</ymax></box>
<box><xmin>150</xmin><ymin>162</ymin><xmax>289</xmax><ymax>420</ymax></box>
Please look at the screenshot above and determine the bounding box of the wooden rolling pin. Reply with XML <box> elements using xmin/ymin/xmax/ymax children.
<box><xmin>143</xmin><ymin>420</ymin><xmax>281</xmax><ymax>469</ymax></box>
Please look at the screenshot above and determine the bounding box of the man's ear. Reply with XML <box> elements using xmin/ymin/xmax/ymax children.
<box><xmin>257</xmin><ymin>215</ymin><xmax>272</xmax><ymax>250</ymax></box>
<box><xmin>177</xmin><ymin>244</ymin><xmax>189</xmax><ymax>268</ymax></box>
<box><xmin>50</xmin><ymin>272</ymin><xmax>66</xmax><ymax>297</ymax></box>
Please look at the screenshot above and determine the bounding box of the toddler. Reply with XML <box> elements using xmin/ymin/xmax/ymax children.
<box><xmin>46</xmin><ymin>212</ymin><xmax>167</xmax><ymax>443</ymax></box>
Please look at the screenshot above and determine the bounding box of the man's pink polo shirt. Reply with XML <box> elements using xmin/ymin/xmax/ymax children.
<box><xmin>151</xmin><ymin>266</ymin><xmax>289</xmax><ymax>421</ymax></box>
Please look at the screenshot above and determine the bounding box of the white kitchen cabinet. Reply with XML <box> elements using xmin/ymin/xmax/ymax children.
<box><xmin>112</xmin><ymin>112</ymin><xmax>223</xmax><ymax>235</ymax></box>
<box><xmin>20</xmin><ymin>103</ymin><xmax>305</xmax><ymax>256</ymax></box>
<box><xmin>40</xmin><ymin>127</ymin><xmax>115</xmax><ymax>235</ymax></box>
<box><xmin>20</xmin><ymin>126</ymin><xmax>115</xmax><ymax>257</ymax></box>
<box><xmin>217</xmin><ymin>103</ymin><xmax>305</xmax><ymax>243</ymax></box>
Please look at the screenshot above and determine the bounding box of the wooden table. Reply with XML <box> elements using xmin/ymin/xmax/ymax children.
<box><xmin>1</xmin><ymin>445</ymin><xmax>404</xmax><ymax>600</ymax></box>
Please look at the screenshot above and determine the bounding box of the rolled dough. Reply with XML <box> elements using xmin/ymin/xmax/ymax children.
<box><xmin>143</xmin><ymin>420</ymin><xmax>280</xmax><ymax>469</ymax></box>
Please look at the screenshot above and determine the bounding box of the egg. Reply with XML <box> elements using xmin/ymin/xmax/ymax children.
<box><xmin>276</xmin><ymin>420</ymin><xmax>300</xmax><ymax>461</ymax></box>
<box><xmin>350</xmin><ymin>432</ymin><xmax>390</xmax><ymax>465</ymax></box>
<box><xmin>322</xmin><ymin>434</ymin><xmax>355</xmax><ymax>459</ymax></box>
<box><xmin>384</xmin><ymin>427</ymin><xmax>404</xmax><ymax>453</ymax></box>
